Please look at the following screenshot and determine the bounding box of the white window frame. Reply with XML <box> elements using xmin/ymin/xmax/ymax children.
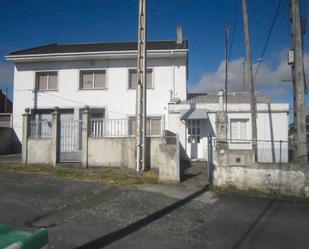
<box><xmin>127</xmin><ymin>68</ymin><xmax>154</xmax><ymax>90</ymax></box>
<box><xmin>36</xmin><ymin>71</ymin><xmax>58</xmax><ymax>91</ymax></box>
<box><xmin>230</xmin><ymin>118</ymin><xmax>250</xmax><ymax>143</ymax></box>
<box><xmin>79</xmin><ymin>69</ymin><xmax>107</xmax><ymax>90</ymax></box>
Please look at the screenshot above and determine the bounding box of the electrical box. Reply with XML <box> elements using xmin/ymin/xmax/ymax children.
<box><xmin>288</xmin><ymin>50</ymin><xmax>294</xmax><ymax>65</ymax></box>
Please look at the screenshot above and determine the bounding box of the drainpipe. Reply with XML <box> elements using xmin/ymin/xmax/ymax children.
<box><xmin>218</xmin><ymin>89</ymin><xmax>224</xmax><ymax>111</ymax></box>
<box><xmin>171</xmin><ymin>51</ymin><xmax>175</xmax><ymax>99</ymax></box>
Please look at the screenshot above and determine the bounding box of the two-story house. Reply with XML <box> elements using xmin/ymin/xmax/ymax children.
<box><xmin>6</xmin><ymin>40</ymin><xmax>188</xmax><ymax>145</ymax></box>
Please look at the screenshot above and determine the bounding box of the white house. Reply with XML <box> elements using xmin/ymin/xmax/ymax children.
<box><xmin>6</xmin><ymin>37</ymin><xmax>289</xmax><ymax>164</ymax></box>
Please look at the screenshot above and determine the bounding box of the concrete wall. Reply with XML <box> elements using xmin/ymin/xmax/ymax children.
<box><xmin>213</xmin><ymin>151</ymin><xmax>309</xmax><ymax>197</ymax></box>
<box><xmin>158</xmin><ymin>143</ymin><xmax>180</xmax><ymax>182</ymax></box>
<box><xmin>0</xmin><ymin>127</ymin><xmax>13</xmax><ymax>154</ymax></box>
<box><xmin>87</xmin><ymin>137</ymin><xmax>164</xmax><ymax>169</ymax></box>
<box><xmin>13</xmin><ymin>56</ymin><xmax>187</xmax><ymax>143</ymax></box>
<box><xmin>27</xmin><ymin>138</ymin><xmax>52</xmax><ymax>164</ymax></box>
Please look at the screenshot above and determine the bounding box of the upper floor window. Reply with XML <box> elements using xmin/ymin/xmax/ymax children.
<box><xmin>230</xmin><ymin>119</ymin><xmax>249</xmax><ymax>142</ymax></box>
<box><xmin>36</xmin><ymin>72</ymin><xmax>57</xmax><ymax>91</ymax></box>
<box><xmin>80</xmin><ymin>70</ymin><xmax>106</xmax><ymax>90</ymax></box>
<box><xmin>128</xmin><ymin>69</ymin><xmax>153</xmax><ymax>89</ymax></box>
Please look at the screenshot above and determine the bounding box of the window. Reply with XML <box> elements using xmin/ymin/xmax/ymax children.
<box><xmin>89</xmin><ymin>108</ymin><xmax>105</xmax><ymax>119</ymax></box>
<box><xmin>80</xmin><ymin>70</ymin><xmax>106</xmax><ymax>89</ymax></box>
<box><xmin>36</xmin><ymin>72</ymin><xmax>57</xmax><ymax>91</ymax></box>
<box><xmin>230</xmin><ymin>119</ymin><xmax>249</xmax><ymax>142</ymax></box>
<box><xmin>128</xmin><ymin>69</ymin><xmax>153</xmax><ymax>89</ymax></box>
<box><xmin>187</xmin><ymin>119</ymin><xmax>201</xmax><ymax>143</ymax></box>
<box><xmin>129</xmin><ymin>117</ymin><xmax>161</xmax><ymax>136</ymax></box>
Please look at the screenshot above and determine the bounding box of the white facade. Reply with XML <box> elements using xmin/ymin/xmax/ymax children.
<box><xmin>168</xmin><ymin>101</ymin><xmax>290</xmax><ymax>163</ymax></box>
<box><xmin>9</xmin><ymin>53</ymin><xmax>187</xmax><ymax>142</ymax></box>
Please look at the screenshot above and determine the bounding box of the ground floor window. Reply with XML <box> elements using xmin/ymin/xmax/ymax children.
<box><xmin>187</xmin><ymin>119</ymin><xmax>200</xmax><ymax>143</ymax></box>
<box><xmin>129</xmin><ymin>117</ymin><xmax>161</xmax><ymax>136</ymax></box>
<box><xmin>230</xmin><ymin>119</ymin><xmax>249</xmax><ymax>142</ymax></box>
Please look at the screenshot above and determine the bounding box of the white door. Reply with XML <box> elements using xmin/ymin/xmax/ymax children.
<box><xmin>187</xmin><ymin>120</ymin><xmax>201</xmax><ymax>159</ymax></box>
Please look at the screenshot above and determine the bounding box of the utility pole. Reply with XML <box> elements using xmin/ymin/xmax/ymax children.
<box><xmin>136</xmin><ymin>0</ymin><xmax>147</xmax><ymax>171</ymax></box>
<box><xmin>242</xmin><ymin>62</ymin><xmax>246</xmax><ymax>91</ymax></box>
<box><xmin>224</xmin><ymin>22</ymin><xmax>229</xmax><ymax>113</ymax></box>
<box><xmin>242</xmin><ymin>0</ymin><xmax>258</xmax><ymax>160</ymax></box>
<box><xmin>289</xmin><ymin>0</ymin><xmax>308</xmax><ymax>162</ymax></box>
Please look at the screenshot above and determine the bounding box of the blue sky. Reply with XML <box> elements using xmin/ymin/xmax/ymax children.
<box><xmin>0</xmin><ymin>0</ymin><xmax>308</xmax><ymax>113</ymax></box>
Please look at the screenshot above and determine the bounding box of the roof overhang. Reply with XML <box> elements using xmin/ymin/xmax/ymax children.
<box><xmin>180</xmin><ymin>109</ymin><xmax>208</xmax><ymax>120</ymax></box>
<box><xmin>5</xmin><ymin>49</ymin><xmax>188</xmax><ymax>63</ymax></box>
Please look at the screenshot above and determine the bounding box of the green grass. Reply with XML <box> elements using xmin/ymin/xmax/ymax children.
<box><xmin>0</xmin><ymin>164</ymin><xmax>158</xmax><ymax>186</ymax></box>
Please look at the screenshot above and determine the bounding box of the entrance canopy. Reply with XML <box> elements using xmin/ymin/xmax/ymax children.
<box><xmin>180</xmin><ymin>109</ymin><xmax>208</xmax><ymax>120</ymax></box>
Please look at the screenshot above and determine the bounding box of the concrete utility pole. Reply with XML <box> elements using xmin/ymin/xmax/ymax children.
<box><xmin>290</xmin><ymin>0</ymin><xmax>308</xmax><ymax>162</ymax></box>
<box><xmin>242</xmin><ymin>0</ymin><xmax>258</xmax><ymax>160</ymax></box>
<box><xmin>224</xmin><ymin>22</ymin><xmax>229</xmax><ymax>113</ymax></box>
<box><xmin>136</xmin><ymin>0</ymin><xmax>147</xmax><ymax>172</ymax></box>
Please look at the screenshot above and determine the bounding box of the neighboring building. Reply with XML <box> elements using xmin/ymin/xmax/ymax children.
<box><xmin>0</xmin><ymin>90</ymin><xmax>12</xmax><ymax>113</ymax></box>
<box><xmin>168</xmin><ymin>92</ymin><xmax>289</xmax><ymax>163</ymax></box>
<box><xmin>6</xmin><ymin>37</ymin><xmax>289</xmax><ymax>163</ymax></box>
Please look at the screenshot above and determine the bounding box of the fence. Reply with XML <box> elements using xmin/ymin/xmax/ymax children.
<box><xmin>89</xmin><ymin>118</ymin><xmax>164</xmax><ymax>138</ymax></box>
<box><xmin>214</xmin><ymin>137</ymin><xmax>309</xmax><ymax>163</ymax></box>
<box><xmin>29</xmin><ymin>120</ymin><xmax>52</xmax><ymax>138</ymax></box>
<box><xmin>89</xmin><ymin>119</ymin><xmax>130</xmax><ymax>138</ymax></box>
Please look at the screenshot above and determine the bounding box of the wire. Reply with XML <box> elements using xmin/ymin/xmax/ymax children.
<box><xmin>254</xmin><ymin>0</ymin><xmax>283</xmax><ymax>80</ymax></box>
<box><xmin>0</xmin><ymin>0</ymin><xmax>114</xmax><ymax>22</ymax></box>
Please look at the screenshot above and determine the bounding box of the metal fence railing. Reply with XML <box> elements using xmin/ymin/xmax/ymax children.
<box><xmin>29</xmin><ymin>120</ymin><xmax>52</xmax><ymax>138</ymax></box>
<box><xmin>89</xmin><ymin>118</ymin><xmax>164</xmax><ymax>138</ymax></box>
<box><xmin>89</xmin><ymin>119</ymin><xmax>130</xmax><ymax>138</ymax></box>
<box><xmin>214</xmin><ymin>138</ymin><xmax>309</xmax><ymax>163</ymax></box>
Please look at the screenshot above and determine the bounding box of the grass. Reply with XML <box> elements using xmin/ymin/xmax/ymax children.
<box><xmin>0</xmin><ymin>164</ymin><xmax>158</xmax><ymax>186</ymax></box>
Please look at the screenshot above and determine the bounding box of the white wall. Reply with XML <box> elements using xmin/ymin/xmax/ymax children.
<box><xmin>168</xmin><ymin>102</ymin><xmax>289</xmax><ymax>163</ymax></box>
<box><xmin>13</xmin><ymin>56</ymin><xmax>187</xmax><ymax>142</ymax></box>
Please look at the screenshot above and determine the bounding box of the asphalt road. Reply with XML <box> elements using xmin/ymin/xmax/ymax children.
<box><xmin>0</xmin><ymin>170</ymin><xmax>309</xmax><ymax>249</ymax></box>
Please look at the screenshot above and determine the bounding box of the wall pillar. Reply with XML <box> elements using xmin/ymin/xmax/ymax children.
<box><xmin>51</xmin><ymin>107</ymin><xmax>60</xmax><ymax>167</ymax></box>
<box><xmin>21</xmin><ymin>108</ymin><xmax>30</xmax><ymax>164</ymax></box>
<box><xmin>82</xmin><ymin>105</ymin><xmax>89</xmax><ymax>168</ymax></box>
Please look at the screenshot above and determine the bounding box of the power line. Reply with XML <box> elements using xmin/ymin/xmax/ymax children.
<box><xmin>0</xmin><ymin>0</ymin><xmax>114</xmax><ymax>22</ymax></box>
<box><xmin>254</xmin><ymin>0</ymin><xmax>283</xmax><ymax>80</ymax></box>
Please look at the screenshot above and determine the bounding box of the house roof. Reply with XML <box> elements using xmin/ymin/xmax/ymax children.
<box><xmin>8</xmin><ymin>40</ymin><xmax>188</xmax><ymax>56</ymax></box>
<box><xmin>184</xmin><ymin>92</ymin><xmax>270</xmax><ymax>104</ymax></box>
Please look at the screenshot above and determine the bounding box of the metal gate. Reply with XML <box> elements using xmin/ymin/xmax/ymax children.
<box><xmin>60</xmin><ymin>120</ymin><xmax>82</xmax><ymax>162</ymax></box>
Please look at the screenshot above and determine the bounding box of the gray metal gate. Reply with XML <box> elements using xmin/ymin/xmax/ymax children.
<box><xmin>60</xmin><ymin>120</ymin><xmax>82</xmax><ymax>162</ymax></box>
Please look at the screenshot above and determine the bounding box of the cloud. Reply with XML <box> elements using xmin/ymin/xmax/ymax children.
<box><xmin>192</xmin><ymin>51</ymin><xmax>309</xmax><ymax>99</ymax></box>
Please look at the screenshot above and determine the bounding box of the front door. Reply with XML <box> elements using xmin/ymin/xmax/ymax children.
<box><xmin>187</xmin><ymin>119</ymin><xmax>201</xmax><ymax>159</ymax></box>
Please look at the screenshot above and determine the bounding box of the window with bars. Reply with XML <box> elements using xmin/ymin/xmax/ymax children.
<box><xmin>80</xmin><ymin>70</ymin><xmax>106</xmax><ymax>89</ymax></box>
<box><xmin>36</xmin><ymin>72</ymin><xmax>58</xmax><ymax>91</ymax></box>
<box><xmin>230</xmin><ymin>119</ymin><xmax>249</xmax><ymax>142</ymax></box>
<box><xmin>128</xmin><ymin>69</ymin><xmax>153</xmax><ymax>89</ymax></box>
<box><xmin>129</xmin><ymin>117</ymin><xmax>161</xmax><ymax>136</ymax></box>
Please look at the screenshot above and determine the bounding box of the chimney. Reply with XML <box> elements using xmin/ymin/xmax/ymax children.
<box><xmin>218</xmin><ymin>89</ymin><xmax>224</xmax><ymax>111</ymax></box>
<box><xmin>176</xmin><ymin>26</ymin><xmax>183</xmax><ymax>45</ymax></box>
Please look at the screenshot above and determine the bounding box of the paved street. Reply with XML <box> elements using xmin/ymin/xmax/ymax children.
<box><xmin>0</xmin><ymin>169</ymin><xmax>309</xmax><ymax>249</ymax></box>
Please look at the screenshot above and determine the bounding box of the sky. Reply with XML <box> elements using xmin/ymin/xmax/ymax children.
<box><xmin>0</xmin><ymin>0</ymin><xmax>308</xmax><ymax>117</ymax></box>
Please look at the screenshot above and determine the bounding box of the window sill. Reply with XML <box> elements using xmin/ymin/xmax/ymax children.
<box><xmin>79</xmin><ymin>88</ymin><xmax>109</xmax><ymax>91</ymax></box>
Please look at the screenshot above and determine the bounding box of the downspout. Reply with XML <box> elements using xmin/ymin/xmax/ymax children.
<box><xmin>171</xmin><ymin>51</ymin><xmax>175</xmax><ymax>98</ymax></box>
